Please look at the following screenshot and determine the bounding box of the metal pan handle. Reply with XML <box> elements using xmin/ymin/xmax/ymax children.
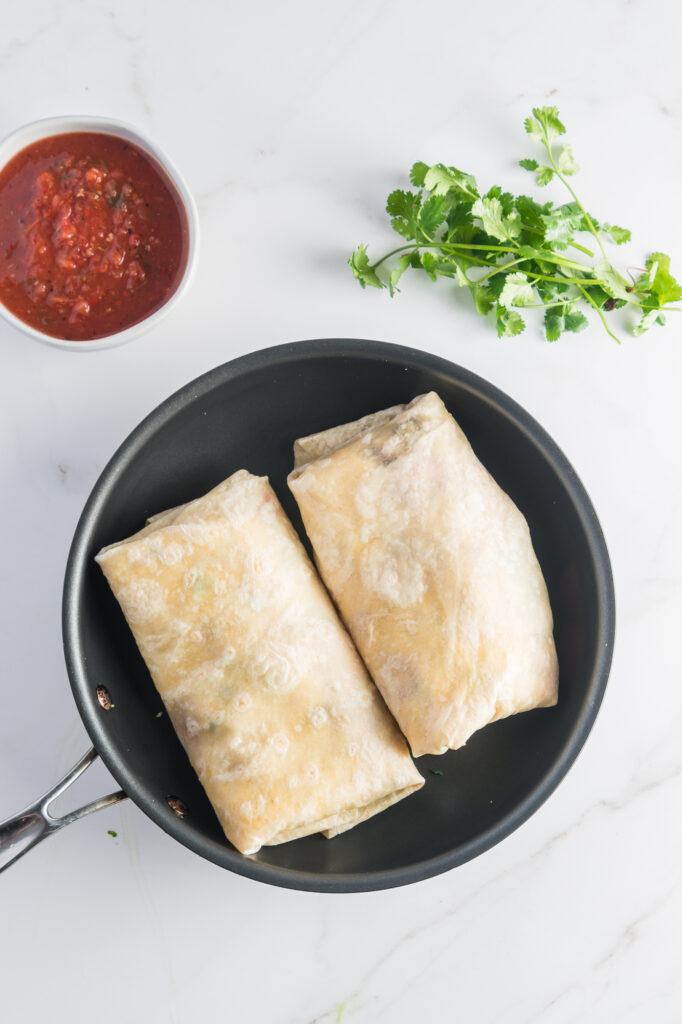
<box><xmin>0</xmin><ymin>748</ymin><xmax>126</xmax><ymax>874</ymax></box>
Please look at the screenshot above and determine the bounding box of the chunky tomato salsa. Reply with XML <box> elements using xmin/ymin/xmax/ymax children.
<box><xmin>0</xmin><ymin>132</ymin><xmax>189</xmax><ymax>341</ymax></box>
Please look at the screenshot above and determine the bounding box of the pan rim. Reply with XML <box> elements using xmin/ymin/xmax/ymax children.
<box><xmin>62</xmin><ymin>337</ymin><xmax>615</xmax><ymax>892</ymax></box>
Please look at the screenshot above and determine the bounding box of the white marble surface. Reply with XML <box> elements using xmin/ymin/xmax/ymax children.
<box><xmin>1</xmin><ymin>1</ymin><xmax>681</xmax><ymax>1021</ymax></box>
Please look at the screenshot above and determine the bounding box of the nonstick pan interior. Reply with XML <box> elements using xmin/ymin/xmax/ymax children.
<box><xmin>63</xmin><ymin>339</ymin><xmax>614</xmax><ymax>892</ymax></box>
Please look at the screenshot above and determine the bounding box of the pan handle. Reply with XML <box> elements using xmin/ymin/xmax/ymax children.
<box><xmin>0</xmin><ymin>747</ymin><xmax>127</xmax><ymax>874</ymax></box>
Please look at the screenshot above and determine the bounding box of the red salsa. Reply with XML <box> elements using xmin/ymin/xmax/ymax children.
<box><xmin>0</xmin><ymin>132</ymin><xmax>189</xmax><ymax>341</ymax></box>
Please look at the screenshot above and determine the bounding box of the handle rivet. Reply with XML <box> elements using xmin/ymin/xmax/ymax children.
<box><xmin>96</xmin><ymin>686</ymin><xmax>115</xmax><ymax>710</ymax></box>
<box><xmin>166</xmin><ymin>796</ymin><xmax>187</xmax><ymax>818</ymax></box>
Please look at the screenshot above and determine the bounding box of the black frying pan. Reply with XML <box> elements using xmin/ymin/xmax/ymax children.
<box><xmin>0</xmin><ymin>339</ymin><xmax>615</xmax><ymax>891</ymax></box>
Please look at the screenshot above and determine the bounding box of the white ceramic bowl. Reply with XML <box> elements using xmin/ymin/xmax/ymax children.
<box><xmin>0</xmin><ymin>115</ymin><xmax>199</xmax><ymax>351</ymax></box>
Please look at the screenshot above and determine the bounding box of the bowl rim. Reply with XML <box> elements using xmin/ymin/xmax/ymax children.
<box><xmin>63</xmin><ymin>338</ymin><xmax>616</xmax><ymax>891</ymax></box>
<box><xmin>0</xmin><ymin>114</ymin><xmax>199</xmax><ymax>352</ymax></box>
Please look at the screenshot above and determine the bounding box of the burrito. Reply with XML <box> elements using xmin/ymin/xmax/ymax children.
<box><xmin>288</xmin><ymin>393</ymin><xmax>559</xmax><ymax>757</ymax></box>
<box><xmin>96</xmin><ymin>470</ymin><xmax>423</xmax><ymax>855</ymax></box>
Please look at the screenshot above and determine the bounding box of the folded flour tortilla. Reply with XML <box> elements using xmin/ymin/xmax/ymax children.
<box><xmin>288</xmin><ymin>393</ymin><xmax>559</xmax><ymax>757</ymax></box>
<box><xmin>96</xmin><ymin>470</ymin><xmax>423</xmax><ymax>855</ymax></box>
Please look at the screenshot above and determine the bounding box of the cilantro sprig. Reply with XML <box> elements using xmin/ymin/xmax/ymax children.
<box><xmin>349</xmin><ymin>107</ymin><xmax>681</xmax><ymax>341</ymax></box>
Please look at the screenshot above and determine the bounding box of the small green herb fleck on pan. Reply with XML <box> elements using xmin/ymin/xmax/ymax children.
<box><xmin>350</xmin><ymin>107</ymin><xmax>681</xmax><ymax>342</ymax></box>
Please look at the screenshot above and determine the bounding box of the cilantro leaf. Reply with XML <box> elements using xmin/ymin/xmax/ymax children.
<box><xmin>536</xmin><ymin>276</ymin><xmax>570</xmax><ymax>305</ymax></box>
<box><xmin>388</xmin><ymin>253</ymin><xmax>414</xmax><ymax>296</ymax></box>
<box><xmin>541</xmin><ymin>207</ymin><xmax>584</xmax><ymax>249</ymax></box>
<box><xmin>409</xmin><ymin>161</ymin><xmax>429</xmax><ymax>187</ymax></box>
<box><xmin>545</xmin><ymin>307</ymin><xmax>589</xmax><ymax>341</ymax></box>
<box><xmin>499</xmin><ymin>272</ymin><xmax>535</xmax><ymax>308</ymax></box>
<box><xmin>445</xmin><ymin>202</ymin><xmax>475</xmax><ymax>235</ymax></box>
<box><xmin>559</xmin><ymin>201</ymin><xmax>601</xmax><ymax>234</ymax></box>
<box><xmin>633</xmin><ymin>309</ymin><xmax>661</xmax><ymax>336</ymax></box>
<box><xmin>555</xmin><ymin>144</ymin><xmax>579</xmax><ymax>176</ymax></box>
<box><xmin>602</xmin><ymin>222</ymin><xmax>631</xmax><ymax>245</ymax></box>
<box><xmin>484</xmin><ymin>185</ymin><xmax>518</xmax><ymax>217</ymax></box>
<box><xmin>423</xmin><ymin>164</ymin><xmax>479</xmax><ymax>199</ymax></box>
<box><xmin>351</xmin><ymin>105</ymin><xmax>679</xmax><ymax>343</ymax></box>
<box><xmin>386</xmin><ymin>190</ymin><xmax>418</xmax><ymax>218</ymax></box>
<box><xmin>418</xmin><ymin>194</ymin><xmax>450</xmax><ymax>236</ymax></box>
<box><xmin>640</xmin><ymin>252</ymin><xmax>682</xmax><ymax>306</ymax></box>
<box><xmin>470</xmin><ymin>282</ymin><xmax>496</xmax><ymax>314</ymax></box>
<box><xmin>525</xmin><ymin>106</ymin><xmax>566</xmax><ymax>143</ymax></box>
<box><xmin>496</xmin><ymin>307</ymin><xmax>526</xmax><ymax>337</ymax></box>
<box><xmin>386</xmin><ymin>190</ymin><xmax>421</xmax><ymax>241</ymax></box>
<box><xmin>515</xmin><ymin>194</ymin><xmax>552</xmax><ymax>234</ymax></box>
<box><xmin>472</xmin><ymin>196</ymin><xmax>521</xmax><ymax>242</ymax></box>
<box><xmin>520</xmin><ymin>158</ymin><xmax>554</xmax><ymax>186</ymax></box>
<box><xmin>418</xmin><ymin>250</ymin><xmax>440</xmax><ymax>281</ymax></box>
<box><xmin>564</xmin><ymin>310</ymin><xmax>588</xmax><ymax>332</ymax></box>
<box><xmin>349</xmin><ymin>244</ymin><xmax>383</xmax><ymax>289</ymax></box>
<box><xmin>595</xmin><ymin>260</ymin><xmax>632</xmax><ymax>302</ymax></box>
<box><xmin>544</xmin><ymin>311</ymin><xmax>564</xmax><ymax>342</ymax></box>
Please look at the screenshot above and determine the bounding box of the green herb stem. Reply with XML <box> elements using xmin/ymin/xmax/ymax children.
<box><xmin>521</xmin><ymin>222</ymin><xmax>594</xmax><ymax>258</ymax></box>
<box><xmin>372</xmin><ymin>241</ymin><xmax>591</xmax><ymax>275</ymax></box>
<box><xmin>542</xmin><ymin>134</ymin><xmax>608</xmax><ymax>261</ymax></box>
<box><xmin>352</xmin><ymin>106</ymin><xmax>679</xmax><ymax>341</ymax></box>
<box><xmin>576</xmin><ymin>283</ymin><xmax>621</xmax><ymax>343</ymax></box>
<box><xmin>568</xmin><ymin>240</ymin><xmax>595</xmax><ymax>257</ymax></box>
<box><xmin>524</xmin><ymin>271</ymin><xmax>594</xmax><ymax>287</ymax></box>
<box><xmin>475</xmin><ymin>257</ymin><xmax>528</xmax><ymax>285</ymax></box>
